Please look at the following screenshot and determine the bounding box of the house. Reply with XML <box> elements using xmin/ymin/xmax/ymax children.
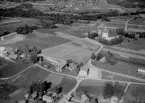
<box><xmin>78</xmin><ymin>65</ymin><xmax>89</xmax><ymax>77</ymax></box>
<box><xmin>138</xmin><ymin>68</ymin><xmax>145</xmax><ymax>76</ymax></box>
<box><xmin>80</xmin><ymin>94</ymin><xmax>90</xmax><ymax>103</ymax></box>
<box><xmin>65</xmin><ymin>62</ymin><xmax>78</xmax><ymax>71</ymax></box>
<box><xmin>0</xmin><ymin>46</ymin><xmax>5</xmax><ymax>54</ymax></box>
<box><xmin>43</xmin><ymin>95</ymin><xmax>53</xmax><ymax>103</ymax></box>
<box><xmin>99</xmin><ymin>56</ymin><xmax>107</xmax><ymax>63</ymax></box>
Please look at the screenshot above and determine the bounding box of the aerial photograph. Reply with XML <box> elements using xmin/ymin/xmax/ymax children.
<box><xmin>0</xmin><ymin>0</ymin><xmax>145</xmax><ymax>103</ymax></box>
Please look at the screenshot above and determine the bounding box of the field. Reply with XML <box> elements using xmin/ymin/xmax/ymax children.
<box><xmin>0</xmin><ymin>17</ymin><xmax>41</xmax><ymax>36</ymax></box>
<box><xmin>8</xmin><ymin>66</ymin><xmax>50</xmax><ymax>87</ymax></box>
<box><xmin>0</xmin><ymin>58</ymin><xmax>29</xmax><ymax>78</ymax></box>
<box><xmin>92</xmin><ymin>60</ymin><xmax>144</xmax><ymax>79</ymax></box>
<box><xmin>76</xmin><ymin>79</ymin><xmax>126</xmax><ymax>97</ymax></box>
<box><xmin>101</xmin><ymin>48</ymin><xmax>145</xmax><ymax>67</ymax></box>
<box><xmin>41</xmin><ymin>39</ymin><xmax>100</xmax><ymax>63</ymax></box>
<box><xmin>7</xmin><ymin>36</ymin><xmax>70</xmax><ymax>50</ymax></box>
<box><xmin>124</xmin><ymin>84</ymin><xmax>145</xmax><ymax>103</ymax></box>
<box><xmin>8</xmin><ymin>65</ymin><xmax>77</xmax><ymax>94</ymax></box>
<box><xmin>117</xmin><ymin>38</ymin><xmax>145</xmax><ymax>51</ymax></box>
<box><xmin>101</xmin><ymin>70</ymin><xmax>145</xmax><ymax>83</ymax></box>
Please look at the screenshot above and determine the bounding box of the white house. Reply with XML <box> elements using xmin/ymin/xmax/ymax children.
<box><xmin>0</xmin><ymin>46</ymin><xmax>5</xmax><ymax>54</ymax></box>
<box><xmin>78</xmin><ymin>65</ymin><xmax>89</xmax><ymax>77</ymax></box>
<box><xmin>138</xmin><ymin>68</ymin><xmax>145</xmax><ymax>76</ymax></box>
<box><xmin>43</xmin><ymin>95</ymin><xmax>53</xmax><ymax>103</ymax></box>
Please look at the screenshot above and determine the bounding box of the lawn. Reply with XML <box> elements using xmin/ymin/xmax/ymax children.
<box><xmin>9</xmin><ymin>66</ymin><xmax>50</xmax><ymax>87</ymax></box>
<box><xmin>124</xmin><ymin>84</ymin><xmax>145</xmax><ymax>103</ymax></box>
<box><xmin>7</xmin><ymin>36</ymin><xmax>70</xmax><ymax>50</ymax></box>
<box><xmin>0</xmin><ymin>58</ymin><xmax>29</xmax><ymax>78</ymax></box>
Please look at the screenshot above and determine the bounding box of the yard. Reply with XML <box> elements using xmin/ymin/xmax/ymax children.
<box><xmin>0</xmin><ymin>58</ymin><xmax>29</xmax><ymax>78</ymax></box>
<box><xmin>7</xmin><ymin>35</ymin><xmax>70</xmax><ymax>50</ymax></box>
<box><xmin>124</xmin><ymin>84</ymin><xmax>145</xmax><ymax>103</ymax></box>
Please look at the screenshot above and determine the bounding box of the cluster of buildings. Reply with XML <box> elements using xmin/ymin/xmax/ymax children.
<box><xmin>97</xmin><ymin>23</ymin><xmax>119</xmax><ymax>41</ymax></box>
<box><xmin>40</xmin><ymin>56</ymin><xmax>90</xmax><ymax>77</ymax></box>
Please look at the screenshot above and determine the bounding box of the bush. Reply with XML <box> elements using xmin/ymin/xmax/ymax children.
<box><xmin>90</xmin><ymin>52</ymin><xmax>96</xmax><ymax>60</ymax></box>
<box><xmin>88</xmin><ymin>32</ymin><xmax>99</xmax><ymax>39</ymax></box>
<box><xmin>16</xmin><ymin>25</ymin><xmax>38</xmax><ymax>35</ymax></box>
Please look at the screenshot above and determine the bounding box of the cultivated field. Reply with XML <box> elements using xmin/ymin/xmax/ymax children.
<box><xmin>0</xmin><ymin>58</ymin><xmax>29</xmax><ymax>78</ymax></box>
<box><xmin>7</xmin><ymin>36</ymin><xmax>70</xmax><ymax>50</ymax></box>
<box><xmin>41</xmin><ymin>42</ymin><xmax>92</xmax><ymax>63</ymax></box>
<box><xmin>76</xmin><ymin>79</ymin><xmax>126</xmax><ymax>97</ymax></box>
<box><xmin>41</xmin><ymin>38</ymin><xmax>100</xmax><ymax>63</ymax></box>
<box><xmin>124</xmin><ymin>84</ymin><xmax>145</xmax><ymax>103</ymax></box>
<box><xmin>8</xmin><ymin>66</ymin><xmax>50</xmax><ymax>87</ymax></box>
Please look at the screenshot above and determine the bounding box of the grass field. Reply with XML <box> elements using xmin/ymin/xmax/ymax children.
<box><xmin>9</xmin><ymin>66</ymin><xmax>50</xmax><ymax>87</ymax></box>
<box><xmin>124</xmin><ymin>84</ymin><xmax>145</xmax><ymax>103</ymax></box>
<box><xmin>0</xmin><ymin>58</ymin><xmax>29</xmax><ymax>78</ymax></box>
<box><xmin>41</xmin><ymin>42</ymin><xmax>92</xmax><ymax>63</ymax></box>
<box><xmin>7</xmin><ymin>36</ymin><xmax>70</xmax><ymax>50</ymax></box>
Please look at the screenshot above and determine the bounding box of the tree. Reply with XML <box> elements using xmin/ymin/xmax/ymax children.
<box><xmin>103</xmin><ymin>82</ymin><xmax>114</xmax><ymax>99</ymax></box>
<box><xmin>116</xmin><ymin>28</ymin><xmax>125</xmax><ymax>35</ymax></box>
<box><xmin>103</xmin><ymin>82</ymin><xmax>124</xmax><ymax>100</ymax></box>
<box><xmin>90</xmin><ymin>52</ymin><xmax>96</xmax><ymax>60</ymax></box>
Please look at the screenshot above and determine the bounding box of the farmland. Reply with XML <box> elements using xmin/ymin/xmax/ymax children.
<box><xmin>101</xmin><ymin>70</ymin><xmax>145</xmax><ymax>83</ymax></box>
<box><xmin>76</xmin><ymin>79</ymin><xmax>126</xmax><ymax>97</ymax></box>
<box><xmin>124</xmin><ymin>84</ymin><xmax>145</xmax><ymax>103</ymax></box>
<box><xmin>92</xmin><ymin>60</ymin><xmax>144</xmax><ymax>79</ymax></box>
<box><xmin>7</xmin><ymin>35</ymin><xmax>70</xmax><ymax>50</ymax></box>
<box><xmin>41</xmin><ymin>38</ymin><xmax>101</xmax><ymax>63</ymax></box>
<box><xmin>8</xmin><ymin>66</ymin><xmax>50</xmax><ymax>87</ymax></box>
<box><xmin>0</xmin><ymin>58</ymin><xmax>29</xmax><ymax>78</ymax></box>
